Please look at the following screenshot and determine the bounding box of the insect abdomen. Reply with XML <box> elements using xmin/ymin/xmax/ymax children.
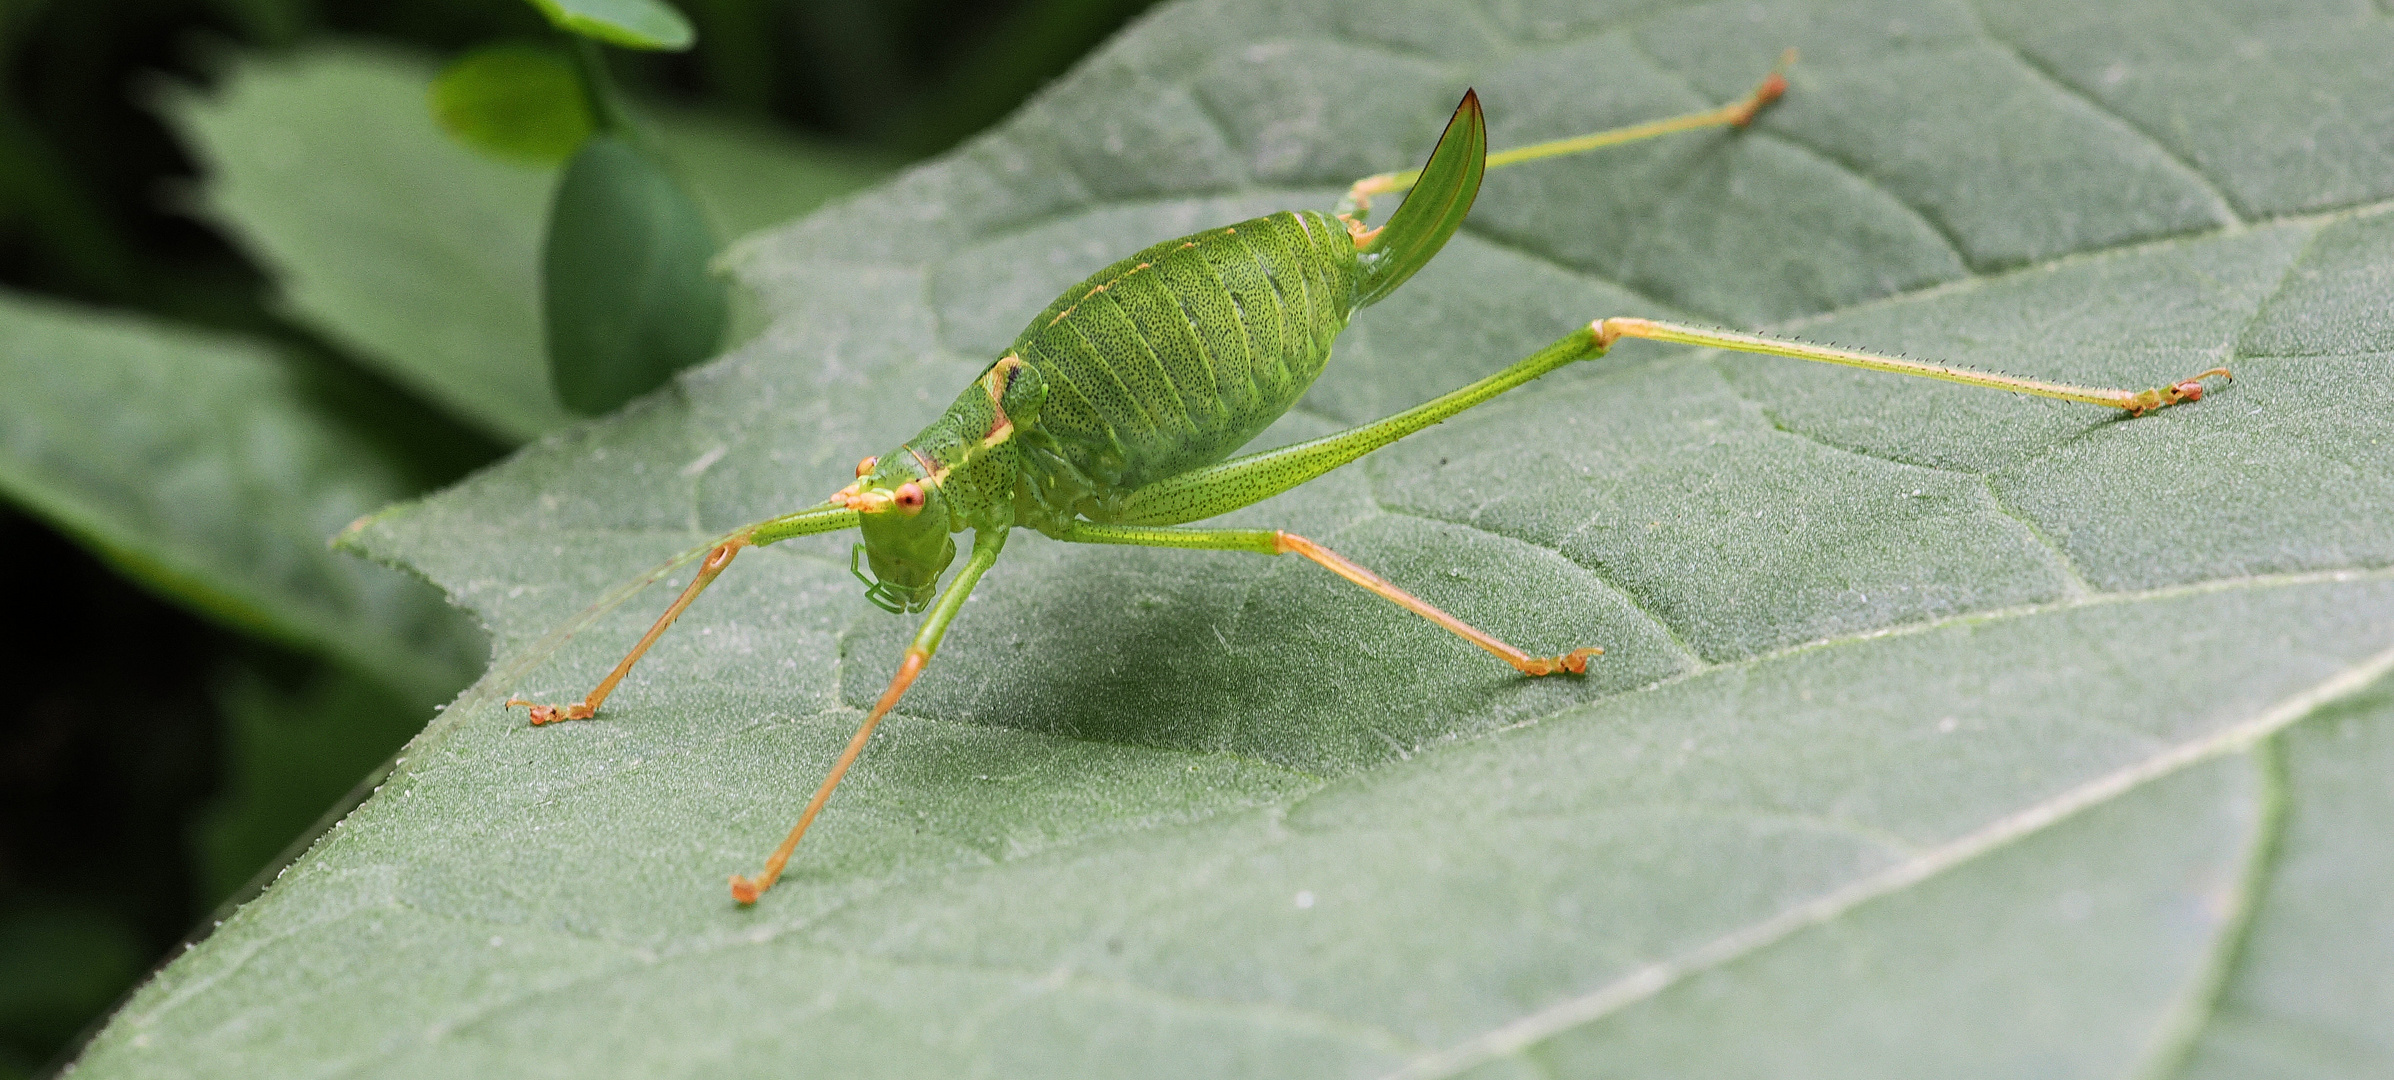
<box><xmin>1010</xmin><ymin>210</ymin><xmax>1359</xmax><ymax>490</ymax></box>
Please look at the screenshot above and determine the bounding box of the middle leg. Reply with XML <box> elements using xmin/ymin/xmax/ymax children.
<box><xmin>1060</xmin><ymin>521</ymin><xmax>1600</xmax><ymax>676</ymax></box>
<box><xmin>729</xmin><ymin>525</ymin><xmax>1011</xmax><ymax>905</ymax></box>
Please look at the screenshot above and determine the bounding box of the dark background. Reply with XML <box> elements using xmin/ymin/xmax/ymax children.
<box><xmin>0</xmin><ymin>0</ymin><xmax>1160</xmax><ymax>1072</ymax></box>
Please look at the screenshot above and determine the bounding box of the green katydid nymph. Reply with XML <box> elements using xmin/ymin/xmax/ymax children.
<box><xmin>508</xmin><ymin>56</ymin><xmax>2231</xmax><ymax>905</ymax></box>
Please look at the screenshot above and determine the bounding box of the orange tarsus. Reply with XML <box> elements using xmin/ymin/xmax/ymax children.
<box><xmin>2185</xmin><ymin>367</ymin><xmax>2234</xmax><ymax>393</ymax></box>
<box><xmin>507</xmin><ymin>699</ymin><xmax>594</xmax><ymax>725</ymax></box>
<box><xmin>2125</xmin><ymin>367</ymin><xmax>2233</xmax><ymax>416</ymax></box>
<box><xmin>2145</xmin><ymin>366</ymin><xmax>2231</xmax><ymax>411</ymax></box>
<box><xmin>1731</xmin><ymin>73</ymin><xmax>1787</xmax><ymax>126</ymax></box>
<box><xmin>1732</xmin><ymin>48</ymin><xmax>1798</xmax><ymax>127</ymax></box>
<box><xmin>1522</xmin><ymin>647</ymin><xmax>1604</xmax><ymax>676</ymax></box>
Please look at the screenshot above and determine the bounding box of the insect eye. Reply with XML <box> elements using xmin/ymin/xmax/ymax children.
<box><xmin>894</xmin><ymin>483</ymin><xmax>925</xmax><ymax>511</ymax></box>
<box><xmin>855</xmin><ymin>456</ymin><xmax>877</xmax><ymax>478</ymax></box>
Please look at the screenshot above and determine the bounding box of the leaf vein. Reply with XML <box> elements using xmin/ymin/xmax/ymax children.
<box><xmin>1363</xmin><ymin>496</ymin><xmax>1705</xmax><ymax>668</ymax></box>
<box><xmin>1963</xmin><ymin>6</ymin><xmax>2247</xmax><ymax>227</ymax></box>
<box><xmin>1375</xmin><ymin>634</ymin><xmax>2394</xmax><ymax>1080</ymax></box>
<box><xmin>1975</xmin><ymin>473</ymin><xmax>2097</xmax><ymax>598</ymax></box>
<box><xmin>2135</xmin><ymin>736</ymin><xmax>2290</xmax><ymax>1080</ymax></box>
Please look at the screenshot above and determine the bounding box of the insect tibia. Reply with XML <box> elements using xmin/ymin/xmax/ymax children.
<box><xmin>500</xmin><ymin>537</ymin><xmax>749</xmax><ymax>726</ymax></box>
<box><xmin>1339</xmin><ymin>51</ymin><xmax>1795</xmax><ymax>232</ymax></box>
<box><xmin>1595</xmin><ymin>317</ymin><xmax>2235</xmax><ymax>416</ymax></box>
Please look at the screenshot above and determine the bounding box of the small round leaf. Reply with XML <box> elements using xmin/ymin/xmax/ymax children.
<box><xmin>524</xmin><ymin>0</ymin><xmax>695</xmax><ymax>51</ymax></box>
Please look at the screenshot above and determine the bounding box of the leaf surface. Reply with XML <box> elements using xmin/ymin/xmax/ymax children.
<box><xmin>76</xmin><ymin>1</ymin><xmax>2394</xmax><ymax>1076</ymax></box>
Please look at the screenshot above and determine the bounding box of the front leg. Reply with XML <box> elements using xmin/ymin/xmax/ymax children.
<box><xmin>729</xmin><ymin>525</ymin><xmax>1010</xmax><ymax>905</ymax></box>
<box><xmin>1060</xmin><ymin>522</ymin><xmax>1600</xmax><ymax>676</ymax></box>
<box><xmin>505</xmin><ymin>501</ymin><xmax>861</xmax><ymax>724</ymax></box>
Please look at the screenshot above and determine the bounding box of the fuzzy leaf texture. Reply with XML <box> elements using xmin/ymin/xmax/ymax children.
<box><xmin>76</xmin><ymin>0</ymin><xmax>2394</xmax><ymax>1077</ymax></box>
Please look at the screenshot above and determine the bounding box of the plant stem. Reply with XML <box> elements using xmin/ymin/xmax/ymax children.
<box><xmin>570</xmin><ymin>36</ymin><xmax>629</xmax><ymax>136</ymax></box>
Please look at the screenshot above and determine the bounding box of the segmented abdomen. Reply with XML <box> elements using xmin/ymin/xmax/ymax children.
<box><xmin>1009</xmin><ymin>210</ymin><xmax>1359</xmax><ymax>491</ymax></box>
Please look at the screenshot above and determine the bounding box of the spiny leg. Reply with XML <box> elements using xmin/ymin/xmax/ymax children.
<box><xmin>1062</xmin><ymin>522</ymin><xmax>1598</xmax><ymax>675</ymax></box>
<box><xmin>505</xmin><ymin>501</ymin><xmax>859</xmax><ymax>724</ymax></box>
<box><xmin>1339</xmin><ymin>49</ymin><xmax>1795</xmax><ymax>224</ymax></box>
<box><xmin>1113</xmin><ymin>313</ymin><xmax>2227</xmax><ymax>535</ymax></box>
<box><xmin>730</xmin><ymin>526</ymin><xmax>1010</xmax><ymax>905</ymax></box>
<box><xmin>1593</xmin><ymin>317</ymin><xmax>2233</xmax><ymax>416</ymax></box>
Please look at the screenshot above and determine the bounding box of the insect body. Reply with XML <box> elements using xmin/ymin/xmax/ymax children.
<box><xmin>509</xmin><ymin>60</ymin><xmax>2231</xmax><ymax>905</ymax></box>
<box><xmin>844</xmin><ymin>205</ymin><xmax>1364</xmax><ymax>614</ymax></box>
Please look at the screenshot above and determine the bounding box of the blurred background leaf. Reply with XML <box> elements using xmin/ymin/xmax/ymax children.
<box><xmin>161</xmin><ymin>43</ymin><xmax>891</xmax><ymax>442</ymax></box>
<box><xmin>527</xmin><ymin>0</ymin><xmax>696</xmax><ymax>51</ymax></box>
<box><xmin>0</xmin><ymin>291</ymin><xmax>482</xmax><ymax>696</ymax></box>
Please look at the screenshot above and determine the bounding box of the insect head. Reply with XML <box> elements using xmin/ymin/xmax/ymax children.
<box><xmin>835</xmin><ymin>451</ymin><xmax>955</xmax><ymax>613</ymax></box>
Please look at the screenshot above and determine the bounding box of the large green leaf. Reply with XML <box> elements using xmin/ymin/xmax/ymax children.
<box><xmin>164</xmin><ymin>44</ymin><xmax>888</xmax><ymax>444</ymax></box>
<box><xmin>0</xmin><ymin>289</ymin><xmax>479</xmax><ymax>702</ymax></box>
<box><xmin>77</xmin><ymin>0</ymin><xmax>2394</xmax><ymax>1075</ymax></box>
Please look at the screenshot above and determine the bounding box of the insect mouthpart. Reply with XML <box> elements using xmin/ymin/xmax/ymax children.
<box><xmin>850</xmin><ymin>543</ymin><xmax>930</xmax><ymax>613</ymax></box>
